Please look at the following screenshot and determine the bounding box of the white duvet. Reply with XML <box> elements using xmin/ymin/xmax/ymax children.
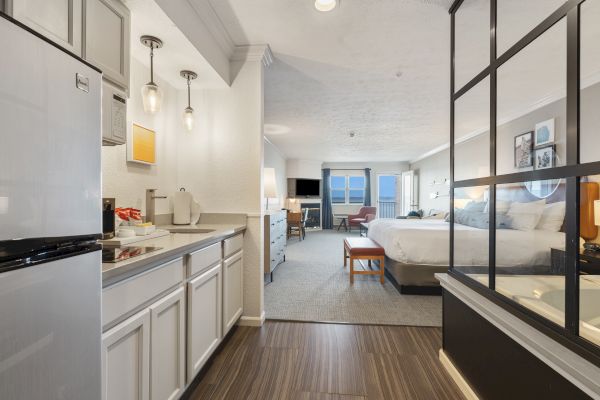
<box><xmin>367</xmin><ymin>218</ymin><xmax>565</xmax><ymax>267</ymax></box>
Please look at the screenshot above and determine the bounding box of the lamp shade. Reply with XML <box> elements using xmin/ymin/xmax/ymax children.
<box><xmin>595</xmin><ymin>200</ymin><xmax>600</xmax><ymax>226</ymax></box>
<box><xmin>264</xmin><ymin>168</ymin><xmax>278</xmax><ymax>198</ymax></box>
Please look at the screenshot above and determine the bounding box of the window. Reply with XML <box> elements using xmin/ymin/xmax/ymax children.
<box><xmin>330</xmin><ymin>175</ymin><xmax>366</xmax><ymax>204</ymax></box>
<box><xmin>331</xmin><ymin>176</ymin><xmax>346</xmax><ymax>204</ymax></box>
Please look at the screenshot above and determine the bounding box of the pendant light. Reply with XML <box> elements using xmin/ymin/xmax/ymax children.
<box><xmin>180</xmin><ymin>70</ymin><xmax>198</xmax><ymax>131</ymax></box>
<box><xmin>140</xmin><ymin>35</ymin><xmax>163</xmax><ymax>114</ymax></box>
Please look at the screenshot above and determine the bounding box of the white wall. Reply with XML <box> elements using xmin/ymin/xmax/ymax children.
<box><xmin>101</xmin><ymin>58</ymin><xmax>179</xmax><ymax>215</ymax></box>
<box><xmin>410</xmin><ymin>150</ymin><xmax>451</xmax><ymax>213</ymax></box>
<box><xmin>286</xmin><ymin>159</ymin><xmax>322</xmax><ymax>179</ymax></box>
<box><xmin>264</xmin><ymin>138</ymin><xmax>287</xmax><ymax>210</ymax></box>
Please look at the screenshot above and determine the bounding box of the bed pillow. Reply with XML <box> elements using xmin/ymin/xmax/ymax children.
<box><xmin>463</xmin><ymin>201</ymin><xmax>487</xmax><ymax>213</ymax></box>
<box><xmin>506</xmin><ymin>200</ymin><xmax>546</xmax><ymax>231</ymax></box>
<box><xmin>484</xmin><ymin>200</ymin><xmax>512</xmax><ymax>215</ymax></box>
<box><xmin>536</xmin><ymin>202</ymin><xmax>566</xmax><ymax>232</ymax></box>
<box><xmin>454</xmin><ymin>209</ymin><xmax>512</xmax><ymax>229</ymax></box>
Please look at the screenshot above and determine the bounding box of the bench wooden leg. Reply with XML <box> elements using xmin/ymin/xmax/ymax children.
<box><xmin>380</xmin><ymin>256</ymin><xmax>385</xmax><ymax>284</ymax></box>
<box><xmin>350</xmin><ymin>257</ymin><xmax>354</xmax><ymax>284</ymax></box>
<box><xmin>343</xmin><ymin>247</ymin><xmax>347</xmax><ymax>267</ymax></box>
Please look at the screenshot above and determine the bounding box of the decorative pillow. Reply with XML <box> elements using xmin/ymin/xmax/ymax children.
<box><xmin>536</xmin><ymin>202</ymin><xmax>566</xmax><ymax>232</ymax></box>
<box><xmin>464</xmin><ymin>201</ymin><xmax>487</xmax><ymax>213</ymax></box>
<box><xmin>484</xmin><ymin>200</ymin><xmax>512</xmax><ymax>215</ymax></box>
<box><xmin>506</xmin><ymin>200</ymin><xmax>546</xmax><ymax>231</ymax></box>
<box><xmin>449</xmin><ymin>209</ymin><xmax>512</xmax><ymax>229</ymax></box>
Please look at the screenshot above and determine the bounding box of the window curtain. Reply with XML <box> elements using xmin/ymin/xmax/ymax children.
<box><xmin>322</xmin><ymin>168</ymin><xmax>333</xmax><ymax>229</ymax></box>
<box><xmin>364</xmin><ymin>168</ymin><xmax>371</xmax><ymax>206</ymax></box>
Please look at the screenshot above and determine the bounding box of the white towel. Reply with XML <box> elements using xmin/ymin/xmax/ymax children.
<box><xmin>173</xmin><ymin>190</ymin><xmax>192</xmax><ymax>225</ymax></box>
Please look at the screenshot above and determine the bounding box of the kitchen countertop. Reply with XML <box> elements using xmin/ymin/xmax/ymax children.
<box><xmin>102</xmin><ymin>223</ymin><xmax>246</xmax><ymax>287</ymax></box>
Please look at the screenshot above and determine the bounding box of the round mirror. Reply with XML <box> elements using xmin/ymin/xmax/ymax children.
<box><xmin>524</xmin><ymin>179</ymin><xmax>562</xmax><ymax>199</ymax></box>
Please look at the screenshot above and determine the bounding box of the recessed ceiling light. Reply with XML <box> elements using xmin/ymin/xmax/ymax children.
<box><xmin>315</xmin><ymin>0</ymin><xmax>336</xmax><ymax>12</ymax></box>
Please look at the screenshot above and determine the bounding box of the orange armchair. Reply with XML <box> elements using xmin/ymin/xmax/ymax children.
<box><xmin>348</xmin><ymin>207</ymin><xmax>376</xmax><ymax>231</ymax></box>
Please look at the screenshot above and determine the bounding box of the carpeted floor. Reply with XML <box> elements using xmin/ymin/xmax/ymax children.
<box><xmin>264</xmin><ymin>230</ymin><xmax>442</xmax><ymax>327</ymax></box>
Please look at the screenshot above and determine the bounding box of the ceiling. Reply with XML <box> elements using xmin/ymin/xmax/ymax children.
<box><xmin>206</xmin><ymin>0</ymin><xmax>453</xmax><ymax>162</ymax></box>
<box><xmin>125</xmin><ymin>0</ymin><xmax>228</xmax><ymax>90</ymax></box>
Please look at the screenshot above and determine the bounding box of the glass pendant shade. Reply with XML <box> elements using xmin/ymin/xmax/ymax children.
<box><xmin>315</xmin><ymin>0</ymin><xmax>336</xmax><ymax>12</ymax></box>
<box><xmin>141</xmin><ymin>82</ymin><xmax>162</xmax><ymax>114</ymax></box>
<box><xmin>183</xmin><ymin>107</ymin><xmax>194</xmax><ymax>131</ymax></box>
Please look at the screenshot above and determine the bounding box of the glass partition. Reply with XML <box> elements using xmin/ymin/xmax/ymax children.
<box><xmin>580</xmin><ymin>0</ymin><xmax>600</xmax><ymax>164</ymax></box>
<box><xmin>495</xmin><ymin>180</ymin><xmax>566</xmax><ymax>327</ymax></box>
<box><xmin>452</xmin><ymin>0</ymin><xmax>600</xmax><ymax>360</ymax></box>
<box><xmin>454</xmin><ymin>77</ymin><xmax>490</xmax><ymax>181</ymax></box>
<box><xmin>453</xmin><ymin>185</ymin><xmax>490</xmax><ymax>282</ymax></box>
<box><xmin>454</xmin><ymin>0</ymin><xmax>490</xmax><ymax>90</ymax></box>
<box><xmin>497</xmin><ymin>0</ymin><xmax>567</xmax><ymax>56</ymax></box>
<box><xmin>496</xmin><ymin>19</ymin><xmax>567</xmax><ymax>175</ymax></box>
<box><xmin>579</xmin><ymin>176</ymin><xmax>600</xmax><ymax>346</ymax></box>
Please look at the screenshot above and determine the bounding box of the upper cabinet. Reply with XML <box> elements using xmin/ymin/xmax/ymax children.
<box><xmin>84</xmin><ymin>0</ymin><xmax>130</xmax><ymax>92</ymax></box>
<box><xmin>7</xmin><ymin>0</ymin><xmax>83</xmax><ymax>56</ymax></box>
<box><xmin>5</xmin><ymin>0</ymin><xmax>130</xmax><ymax>93</ymax></box>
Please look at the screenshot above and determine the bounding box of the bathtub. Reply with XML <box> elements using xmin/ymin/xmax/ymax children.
<box><xmin>472</xmin><ymin>274</ymin><xmax>600</xmax><ymax>345</ymax></box>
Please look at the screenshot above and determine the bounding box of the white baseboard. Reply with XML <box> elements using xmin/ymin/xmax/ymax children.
<box><xmin>439</xmin><ymin>349</ymin><xmax>479</xmax><ymax>400</ymax></box>
<box><xmin>238</xmin><ymin>311</ymin><xmax>265</xmax><ymax>327</ymax></box>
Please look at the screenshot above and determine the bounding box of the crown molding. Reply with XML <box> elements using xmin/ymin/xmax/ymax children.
<box><xmin>187</xmin><ymin>0</ymin><xmax>235</xmax><ymax>59</ymax></box>
<box><xmin>231</xmin><ymin>45</ymin><xmax>273</xmax><ymax>67</ymax></box>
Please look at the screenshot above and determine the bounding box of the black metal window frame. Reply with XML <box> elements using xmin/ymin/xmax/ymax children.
<box><xmin>449</xmin><ymin>0</ymin><xmax>600</xmax><ymax>367</ymax></box>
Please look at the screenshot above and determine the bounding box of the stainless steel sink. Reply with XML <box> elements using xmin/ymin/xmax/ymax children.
<box><xmin>166</xmin><ymin>227</ymin><xmax>216</xmax><ymax>234</ymax></box>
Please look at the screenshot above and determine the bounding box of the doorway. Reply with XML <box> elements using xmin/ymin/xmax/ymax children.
<box><xmin>377</xmin><ymin>174</ymin><xmax>400</xmax><ymax>218</ymax></box>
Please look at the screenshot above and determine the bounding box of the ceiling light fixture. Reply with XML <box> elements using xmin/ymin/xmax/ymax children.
<box><xmin>140</xmin><ymin>35</ymin><xmax>164</xmax><ymax>115</ymax></box>
<box><xmin>315</xmin><ymin>0</ymin><xmax>336</xmax><ymax>12</ymax></box>
<box><xmin>180</xmin><ymin>70</ymin><xmax>198</xmax><ymax>131</ymax></box>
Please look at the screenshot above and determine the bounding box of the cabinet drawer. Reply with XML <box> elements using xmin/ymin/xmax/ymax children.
<box><xmin>103</xmin><ymin>258</ymin><xmax>184</xmax><ymax>329</ymax></box>
<box><xmin>223</xmin><ymin>234</ymin><xmax>243</xmax><ymax>258</ymax></box>
<box><xmin>188</xmin><ymin>242</ymin><xmax>222</xmax><ymax>277</ymax></box>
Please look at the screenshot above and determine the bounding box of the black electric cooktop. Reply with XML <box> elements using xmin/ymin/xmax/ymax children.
<box><xmin>102</xmin><ymin>246</ymin><xmax>162</xmax><ymax>263</ymax></box>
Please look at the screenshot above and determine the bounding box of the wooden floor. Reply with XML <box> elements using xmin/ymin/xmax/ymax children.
<box><xmin>188</xmin><ymin>321</ymin><xmax>464</xmax><ymax>400</ymax></box>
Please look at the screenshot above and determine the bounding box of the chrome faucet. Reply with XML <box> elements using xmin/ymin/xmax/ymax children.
<box><xmin>145</xmin><ymin>189</ymin><xmax>167</xmax><ymax>225</ymax></box>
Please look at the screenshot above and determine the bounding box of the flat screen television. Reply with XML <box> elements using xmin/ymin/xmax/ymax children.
<box><xmin>295</xmin><ymin>179</ymin><xmax>320</xmax><ymax>197</ymax></box>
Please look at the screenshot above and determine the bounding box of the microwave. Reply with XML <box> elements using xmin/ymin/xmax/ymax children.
<box><xmin>102</xmin><ymin>81</ymin><xmax>127</xmax><ymax>146</ymax></box>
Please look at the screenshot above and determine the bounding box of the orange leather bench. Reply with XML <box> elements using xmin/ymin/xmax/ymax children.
<box><xmin>343</xmin><ymin>237</ymin><xmax>385</xmax><ymax>284</ymax></box>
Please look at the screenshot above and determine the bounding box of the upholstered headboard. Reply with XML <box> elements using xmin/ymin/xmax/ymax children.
<box><xmin>581</xmin><ymin>182</ymin><xmax>599</xmax><ymax>240</ymax></box>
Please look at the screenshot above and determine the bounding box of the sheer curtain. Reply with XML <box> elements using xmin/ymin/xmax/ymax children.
<box><xmin>364</xmin><ymin>168</ymin><xmax>371</xmax><ymax>206</ymax></box>
<box><xmin>322</xmin><ymin>168</ymin><xmax>333</xmax><ymax>229</ymax></box>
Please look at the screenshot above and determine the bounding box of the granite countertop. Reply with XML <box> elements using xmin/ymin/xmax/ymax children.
<box><xmin>102</xmin><ymin>223</ymin><xmax>246</xmax><ymax>287</ymax></box>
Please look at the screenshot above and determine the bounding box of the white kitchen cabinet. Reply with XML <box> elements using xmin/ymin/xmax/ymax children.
<box><xmin>84</xmin><ymin>0</ymin><xmax>130</xmax><ymax>91</ymax></box>
<box><xmin>102</xmin><ymin>308</ymin><xmax>150</xmax><ymax>400</ymax></box>
<box><xmin>150</xmin><ymin>287</ymin><xmax>186</xmax><ymax>400</ymax></box>
<box><xmin>223</xmin><ymin>250</ymin><xmax>243</xmax><ymax>335</ymax></box>
<box><xmin>187</xmin><ymin>263</ymin><xmax>222</xmax><ymax>381</ymax></box>
<box><xmin>7</xmin><ymin>0</ymin><xmax>83</xmax><ymax>55</ymax></box>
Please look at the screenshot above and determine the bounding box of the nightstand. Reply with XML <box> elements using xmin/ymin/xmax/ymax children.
<box><xmin>550</xmin><ymin>248</ymin><xmax>600</xmax><ymax>275</ymax></box>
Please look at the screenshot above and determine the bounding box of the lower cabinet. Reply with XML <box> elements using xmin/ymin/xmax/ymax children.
<box><xmin>102</xmin><ymin>286</ymin><xmax>186</xmax><ymax>400</ymax></box>
<box><xmin>223</xmin><ymin>250</ymin><xmax>243</xmax><ymax>335</ymax></box>
<box><xmin>102</xmin><ymin>309</ymin><xmax>151</xmax><ymax>400</ymax></box>
<box><xmin>187</xmin><ymin>263</ymin><xmax>222</xmax><ymax>381</ymax></box>
<box><xmin>150</xmin><ymin>287</ymin><xmax>186</xmax><ymax>400</ymax></box>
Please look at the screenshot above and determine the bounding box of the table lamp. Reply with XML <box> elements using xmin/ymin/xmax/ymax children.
<box><xmin>264</xmin><ymin>168</ymin><xmax>278</xmax><ymax>210</ymax></box>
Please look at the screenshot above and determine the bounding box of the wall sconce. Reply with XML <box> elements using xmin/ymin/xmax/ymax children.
<box><xmin>140</xmin><ymin>35</ymin><xmax>163</xmax><ymax>115</ymax></box>
<box><xmin>180</xmin><ymin>70</ymin><xmax>198</xmax><ymax>131</ymax></box>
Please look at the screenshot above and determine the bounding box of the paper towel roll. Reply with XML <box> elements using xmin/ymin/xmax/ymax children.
<box><xmin>173</xmin><ymin>189</ymin><xmax>192</xmax><ymax>225</ymax></box>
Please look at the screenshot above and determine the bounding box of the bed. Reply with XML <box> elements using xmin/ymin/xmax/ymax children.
<box><xmin>368</xmin><ymin>218</ymin><xmax>565</xmax><ymax>292</ymax></box>
<box><xmin>367</xmin><ymin>181</ymin><xmax>599</xmax><ymax>294</ymax></box>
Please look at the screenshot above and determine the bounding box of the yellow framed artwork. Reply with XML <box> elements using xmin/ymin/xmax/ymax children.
<box><xmin>128</xmin><ymin>123</ymin><xmax>156</xmax><ymax>165</ymax></box>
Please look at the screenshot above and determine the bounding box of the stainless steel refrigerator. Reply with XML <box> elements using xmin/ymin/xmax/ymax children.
<box><xmin>0</xmin><ymin>13</ymin><xmax>102</xmax><ymax>400</ymax></box>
